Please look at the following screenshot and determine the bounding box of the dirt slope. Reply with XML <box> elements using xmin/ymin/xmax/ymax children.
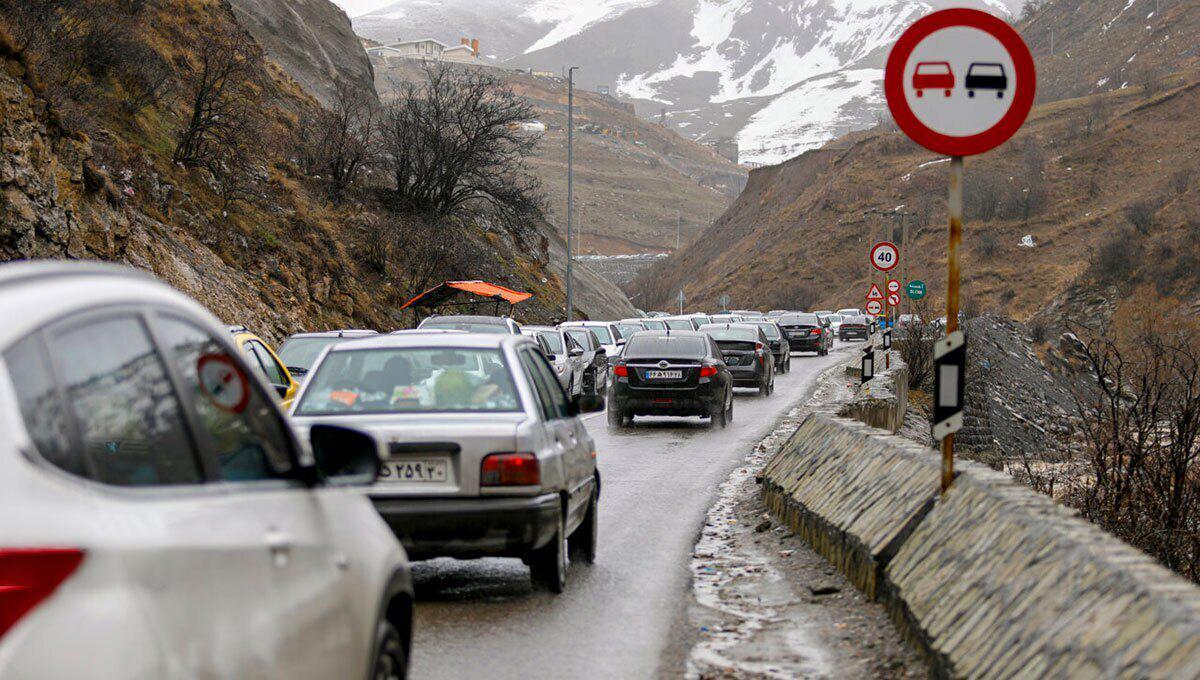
<box><xmin>375</xmin><ymin>61</ymin><xmax>746</xmax><ymax>255</ymax></box>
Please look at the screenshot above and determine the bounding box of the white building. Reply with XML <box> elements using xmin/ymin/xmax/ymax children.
<box><xmin>366</xmin><ymin>38</ymin><xmax>481</xmax><ymax>65</ymax></box>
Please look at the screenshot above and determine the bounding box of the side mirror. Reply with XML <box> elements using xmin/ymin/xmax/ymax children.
<box><xmin>571</xmin><ymin>393</ymin><xmax>605</xmax><ymax>415</ymax></box>
<box><xmin>616</xmin><ymin>338</ymin><xmax>627</xmax><ymax>346</ymax></box>
<box><xmin>308</xmin><ymin>424</ymin><xmax>381</xmax><ymax>486</ymax></box>
<box><xmin>569</xmin><ymin>348</ymin><xmax>584</xmax><ymax>357</ymax></box>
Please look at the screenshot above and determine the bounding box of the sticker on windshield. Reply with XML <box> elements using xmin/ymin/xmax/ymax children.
<box><xmin>197</xmin><ymin>353</ymin><xmax>251</xmax><ymax>414</ymax></box>
<box><xmin>330</xmin><ymin>390</ymin><xmax>359</xmax><ymax>407</ymax></box>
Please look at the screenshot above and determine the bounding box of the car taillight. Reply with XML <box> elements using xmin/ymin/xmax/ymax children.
<box><xmin>0</xmin><ymin>548</ymin><xmax>84</xmax><ymax>639</ymax></box>
<box><xmin>481</xmin><ymin>453</ymin><xmax>540</xmax><ymax>486</ymax></box>
<box><xmin>699</xmin><ymin>365</ymin><xmax>717</xmax><ymax>378</ymax></box>
<box><xmin>811</xmin><ymin>328</ymin><xmax>822</xmax><ymax>335</ymax></box>
<box><xmin>613</xmin><ymin>364</ymin><xmax>628</xmax><ymax>378</ymax></box>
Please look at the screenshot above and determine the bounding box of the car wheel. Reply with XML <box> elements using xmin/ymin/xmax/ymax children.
<box><xmin>726</xmin><ymin>392</ymin><xmax>734</xmax><ymax>422</ymax></box>
<box><xmin>371</xmin><ymin>619</ymin><xmax>407</xmax><ymax>680</ymax></box>
<box><xmin>568</xmin><ymin>484</ymin><xmax>598</xmax><ymax>564</ymax></box>
<box><xmin>530</xmin><ymin>509</ymin><xmax>567</xmax><ymax>593</ymax></box>
<box><xmin>607</xmin><ymin>404</ymin><xmax>626</xmax><ymax>427</ymax></box>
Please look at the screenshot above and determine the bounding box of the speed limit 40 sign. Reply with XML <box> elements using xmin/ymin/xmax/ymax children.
<box><xmin>870</xmin><ymin>242</ymin><xmax>899</xmax><ymax>272</ymax></box>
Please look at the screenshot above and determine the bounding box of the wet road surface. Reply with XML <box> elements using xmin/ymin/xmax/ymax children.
<box><xmin>409</xmin><ymin>346</ymin><xmax>851</xmax><ymax>679</ymax></box>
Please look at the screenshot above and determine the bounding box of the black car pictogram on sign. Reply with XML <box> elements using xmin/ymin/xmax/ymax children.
<box><xmin>966</xmin><ymin>62</ymin><xmax>1007</xmax><ymax>98</ymax></box>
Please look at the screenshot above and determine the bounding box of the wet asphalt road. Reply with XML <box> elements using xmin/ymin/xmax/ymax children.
<box><xmin>409</xmin><ymin>346</ymin><xmax>852</xmax><ymax>679</ymax></box>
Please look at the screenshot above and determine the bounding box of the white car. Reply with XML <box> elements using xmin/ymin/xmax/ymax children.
<box><xmin>0</xmin><ymin>262</ymin><xmax>412</xmax><ymax>679</ymax></box>
<box><xmin>289</xmin><ymin>333</ymin><xmax>604</xmax><ymax>592</ymax></box>
<box><xmin>836</xmin><ymin>308</ymin><xmax>862</xmax><ymax>318</ymax></box>
<box><xmin>826</xmin><ymin>313</ymin><xmax>845</xmax><ymax>336</ymax></box>
<box><xmin>560</xmin><ymin>320</ymin><xmax>626</xmax><ymax>365</ymax></box>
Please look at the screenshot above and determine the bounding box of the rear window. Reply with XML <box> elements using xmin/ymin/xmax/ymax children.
<box><xmin>751</xmin><ymin>323</ymin><xmax>781</xmax><ymax>339</ymax></box>
<box><xmin>296</xmin><ymin>348</ymin><xmax>520</xmax><ymax>415</ymax></box>
<box><xmin>421</xmin><ymin>319</ymin><xmax>506</xmax><ymax>334</ymax></box>
<box><xmin>779</xmin><ymin>314</ymin><xmax>819</xmax><ymax>325</ymax></box>
<box><xmin>616</xmin><ymin>323</ymin><xmax>644</xmax><ymax>338</ymax></box>
<box><xmin>623</xmin><ymin>335</ymin><xmax>707</xmax><ymax>359</ymax></box>
<box><xmin>701</xmin><ymin>326</ymin><xmax>759</xmax><ymax>343</ymax></box>
<box><xmin>641</xmin><ymin>320</ymin><xmax>668</xmax><ymax>331</ymax></box>
<box><xmin>827</xmin><ymin>315</ymin><xmax>843</xmax><ymax>323</ymax></box>
<box><xmin>664</xmin><ymin>319</ymin><xmax>693</xmax><ymax>331</ymax></box>
<box><xmin>278</xmin><ymin>337</ymin><xmax>340</xmax><ymax>371</ymax></box>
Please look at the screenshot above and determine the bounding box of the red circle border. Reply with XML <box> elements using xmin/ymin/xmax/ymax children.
<box><xmin>884</xmin><ymin>8</ymin><xmax>1036</xmax><ymax>157</ymax></box>
<box><xmin>870</xmin><ymin>241</ymin><xmax>900</xmax><ymax>272</ymax></box>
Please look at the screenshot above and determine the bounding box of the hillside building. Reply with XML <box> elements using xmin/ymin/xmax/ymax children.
<box><xmin>366</xmin><ymin>37</ymin><xmax>481</xmax><ymax>65</ymax></box>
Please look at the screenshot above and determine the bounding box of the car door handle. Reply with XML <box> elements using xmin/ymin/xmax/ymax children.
<box><xmin>265</xmin><ymin>528</ymin><xmax>293</xmax><ymax>568</ymax></box>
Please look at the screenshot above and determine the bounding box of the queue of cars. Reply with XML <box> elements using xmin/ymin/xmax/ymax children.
<box><xmin>0</xmin><ymin>261</ymin><xmax>879</xmax><ymax>678</ymax></box>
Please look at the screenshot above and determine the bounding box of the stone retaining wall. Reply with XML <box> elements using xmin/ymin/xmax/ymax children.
<box><xmin>762</xmin><ymin>410</ymin><xmax>1200</xmax><ymax>678</ymax></box>
<box><xmin>839</xmin><ymin>351</ymin><xmax>907</xmax><ymax>434</ymax></box>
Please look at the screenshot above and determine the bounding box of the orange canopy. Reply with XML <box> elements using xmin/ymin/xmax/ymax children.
<box><xmin>400</xmin><ymin>280</ymin><xmax>533</xmax><ymax>311</ymax></box>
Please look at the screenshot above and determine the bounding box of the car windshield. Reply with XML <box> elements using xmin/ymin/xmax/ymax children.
<box><xmin>827</xmin><ymin>314</ymin><xmax>843</xmax><ymax>323</ymax></box>
<box><xmin>751</xmin><ymin>323</ymin><xmax>781</xmax><ymax>339</ymax></box>
<box><xmin>421</xmin><ymin>319</ymin><xmax>506</xmax><ymax>333</ymax></box>
<box><xmin>701</xmin><ymin>326</ymin><xmax>759</xmax><ymax>343</ymax></box>
<box><xmin>278</xmin><ymin>337</ymin><xmax>340</xmax><ymax>371</ymax></box>
<box><xmin>584</xmin><ymin>325</ymin><xmax>613</xmax><ymax>343</ymax></box>
<box><xmin>296</xmin><ymin>348</ymin><xmax>520</xmax><ymax>415</ymax></box>
<box><xmin>779</xmin><ymin>314</ymin><xmax>819</xmax><ymax>325</ymax></box>
<box><xmin>664</xmin><ymin>319</ymin><xmax>693</xmax><ymax>330</ymax></box>
<box><xmin>641</xmin><ymin>320</ymin><xmax>668</xmax><ymax>330</ymax></box>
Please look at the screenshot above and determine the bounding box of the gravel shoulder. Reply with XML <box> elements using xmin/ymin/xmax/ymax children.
<box><xmin>683</xmin><ymin>353</ymin><xmax>927</xmax><ymax>679</ymax></box>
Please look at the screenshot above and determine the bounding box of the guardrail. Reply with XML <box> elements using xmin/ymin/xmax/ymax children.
<box><xmin>762</xmin><ymin>391</ymin><xmax>1200</xmax><ymax>677</ymax></box>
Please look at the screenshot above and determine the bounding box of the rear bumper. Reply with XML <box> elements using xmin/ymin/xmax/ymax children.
<box><xmin>371</xmin><ymin>493</ymin><xmax>560</xmax><ymax>561</ymax></box>
<box><xmin>611</xmin><ymin>383</ymin><xmax>720</xmax><ymax>417</ymax></box>
<box><xmin>786</xmin><ymin>337</ymin><xmax>823</xmax><ymax>351</ymax></box>
<box><xmin>728</xmin><ymin>365</ymin><xmax>767</xmax><ymax>386</ymax></box>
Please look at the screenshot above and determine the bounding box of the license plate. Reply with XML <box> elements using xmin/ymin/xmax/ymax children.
<box><xmin>645</xmin><ymin>369</ymin><xmax>683</xmax><ymax>379</ymax></box>
<box><xmin>378</xmin><ymin>459</ymin><xmax>448</xmax><ymax>483</ymax></box>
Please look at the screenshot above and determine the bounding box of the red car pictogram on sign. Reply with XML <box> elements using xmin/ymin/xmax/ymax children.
<box><xmin>913</xmin><ymin>61</ymin><xmax>954</xmax><ymax>98</ymax></box>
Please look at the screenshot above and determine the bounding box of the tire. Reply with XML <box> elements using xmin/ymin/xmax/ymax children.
<box><xmin>371</xmin><ymin>619</ymin><xmax>407</xmax><ymax>680</ymax></box>
<box><xmin>530</xmin><ymin>509</ymin><xmax>567</xmax><ymax>593</ymax></box>
<box><xmin>726</xmin><ymin>393</ymin><xmax>734</xmax><ymax>422</ymax></box>
<box><xmin>568</xmin><ymin>484</ymin><xmax>598</xmax><ymax>564</ymax></box>
<box><xmin>608</xmin><ymin>403</ymin><xmax>626</xmax><ymax>427</ymax></box>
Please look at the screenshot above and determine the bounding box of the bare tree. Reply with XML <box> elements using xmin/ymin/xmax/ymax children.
<box><xmin>173</xmin><ymin>24</ymin><xmax>264</xmax><ymax>170</ymax></box>
<box><xmin>1067</xmin><ymin>326</ymin><xmax>1200</xmax><ymax>581</ymax></box>
<box><xmin>897</xmin><ymin>297</ymin><xmax>939</xmax><ymax>390</ymax></box>
<box><xmin>294</xmin><ymin>79</ymin><xmax>379</xmax><ymax>204</ymax></box>
<box><xmin>379</xmin><ymin>64</ymin><xmax>544</xmax><ymax>224</ymax></box>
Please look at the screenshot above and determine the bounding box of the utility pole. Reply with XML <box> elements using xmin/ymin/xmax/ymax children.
<box><xmin>566</xmin><ymin>66</ymin><xmax>578</xmax><ymax>321</ymax></box>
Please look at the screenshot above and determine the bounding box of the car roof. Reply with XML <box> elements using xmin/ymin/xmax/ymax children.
<box><xmin>422</xmin><ymin>315</ymin><xmax>510</xmax><ymax>324</ymax></box>
<box><xmin>627</xmin><ymin>329</ymin><xmax>704</xmax><ymax>338</ymax></box>
<box><xmin>521</xmin><ymin>325</ymin><xmax>559</xmax><ymax>333</ymax></box>
<box><xmin>287</xmin><ymin>329</ymin><xmax>378</xmax><ymax>339</ymax></box>
<box><xmin>699</xmin><ymin>323</ymin><xmax>762</xmax><ymax>333</ymax></box>
<box><xmin>327</xmin><ymin>332</ymin><xmax>535</xmax><ymax>352</ymax></box>
<box><xmin>388</xmin><ymin>329</ymin><xmax>468</xmax><ymax>335</ymax></box>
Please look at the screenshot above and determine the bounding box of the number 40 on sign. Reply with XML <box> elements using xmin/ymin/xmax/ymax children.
<box><xmin>871</xmin><ymin>242</ymin><xmax>899</xmax><ymax>271</ymax></box>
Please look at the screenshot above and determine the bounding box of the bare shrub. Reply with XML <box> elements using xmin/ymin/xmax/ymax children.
<box><xmin>1134</xmin><ymin>63</ymin><xmax>1165</xmax><ymax>97</ymax></box>
<box><xmin>1029</xmin><ymin>319</ymin><xmax>1048</xmax><ymax>344</ymax></box>
<box><xmin>380</xmin><ymin>64</ymin><xmax>543</xmax><ymax>226</ymax></box>
<box><xmin>965</xmin><ymin>169</ymin><xmax>1006</xmax><ymax>221</ymax></box>
<box><xmin>1067</xmin><ymin>323</ymin><xmax>1200</xmax><ymax>581</ymax></box>
<box><xmin>1171</xmin><ymin>167</ymin><xmax>1193</xmax><ymax>196</ymax></box>
<box><xmin>173</xmin><ymin>24</ymin><xmax>264</xmax><ymax>171</ymax></box>
<box><xmin>975</xmin><ymin>231</ymin><xmax>1001</xmax><ymax>259</ymax></box>
<box><xmin>1083</xmin><ymin>96</ymin><xmax>1108</xmax><ymax>136</ymax></box>
<box><xmin>1124</xmin><ymin>199</ymin><xmax>1159</xmax><ymax>236</ymax></box>
<box><xmin>293</xmin><ymin>80</ymin><xmax>379</xmax><ymax>204</ymax></box>
<box><xmin>897</xmin><ymin>297</ymin><xmax>938</xmax><ymax>390</ymax></box>
<box><xmin>1089</xmin><ymin>228</ymin><xmax>1141</xmax><ymax>285</ymax></box>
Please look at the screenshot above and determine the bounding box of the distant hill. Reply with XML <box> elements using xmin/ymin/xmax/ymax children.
<box><xmin>375</xmin><ymin>60</ymin><xmax>746</xmax><ymax>255</ymax></box>
<box><xmin>630</xmin><ymin>0</ymin><xmax>1200</xmax><ymax>321</ymax></box>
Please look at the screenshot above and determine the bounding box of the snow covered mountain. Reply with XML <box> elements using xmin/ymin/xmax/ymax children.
<box><xmin>341</xmin><ymin>0</ymin><xmax>1015</xmax><ymax>165</ymax></box>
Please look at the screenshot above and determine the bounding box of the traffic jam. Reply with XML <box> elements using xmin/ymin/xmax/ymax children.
<box><xmin>0</xmin><ymin>261</ymin><xmax>882</xmax><ymax>678</ymax></box>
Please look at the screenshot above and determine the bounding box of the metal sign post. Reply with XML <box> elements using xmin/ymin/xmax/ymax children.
<box><xmin>884</xmin><ymin>8</ymin><xmax>1034</xmax><ymax>495</ymax></box>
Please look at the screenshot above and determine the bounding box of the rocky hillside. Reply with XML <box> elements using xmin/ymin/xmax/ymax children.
<box><xmin>375</xmin><ymin>60</ymin><xmax>745</xmax><ymax>255</ymax></box>
<box><xmin>632</xmin><ymin>0</ymin><xmax>1200</xmax><ymax>320</ymax></box>
<box><xmin>0</xmin><ymin>0</ymin><xmax>633</xmax><ymax>342</ymax></box>
<box><xmin>228</xmin><ymin>0</ymin><xmax>376</xmax><ymax>106</ymax></box>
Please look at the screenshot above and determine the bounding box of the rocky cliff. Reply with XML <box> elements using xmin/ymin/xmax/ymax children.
<box><xmin>228</xmin><ymin>0</ymin><xmax>376</xmax><ymax>106</ymax></box>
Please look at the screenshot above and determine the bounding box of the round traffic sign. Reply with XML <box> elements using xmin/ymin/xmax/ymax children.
<box><xmin>884</xmin><ymin>8</ymin><xmax>1035</xmax><ymax>157</ymax></box>
<box><xmin>887</xmin><ymin>279</ymin><xmax>901</xmax><ymax>294</ymax></box>
<box><xmin>888</xmin><ymin>293</ymin><xmax>901</xmax><ymax>306</ymax></box>
<box><xmin>866</xmin><ymin>299</ymin><xmax>884</xmax><ymax>315</ymax></box>
<box><xmin>870</xmin><ymin>242</ymin><xmax>899</xmax><ymax>272</ymax></box>
<box><xmin>198</xmin><ymin>353</ymin><xmax>251</xmax><ymax>414</ymax></box>
<box><xmin>907</xmin><ymin>280</ymin><xmax>927</xmax><ymax>299</ymax></box>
